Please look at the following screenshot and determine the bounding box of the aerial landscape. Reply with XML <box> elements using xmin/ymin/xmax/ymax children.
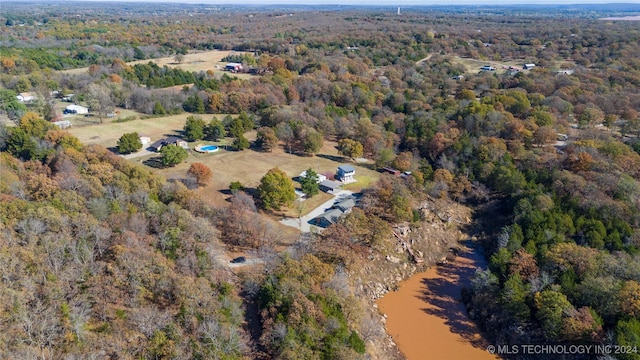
<box><xmin>1</xmin><ymin>1</ymin><xmax>640</xmax><ymax>359</ymax></box>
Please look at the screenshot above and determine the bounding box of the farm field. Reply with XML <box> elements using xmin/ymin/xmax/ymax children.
<box><xmin>59</xmin><ymin>49</ymin><xmax>254</xmax><ymax>80</ymax></box>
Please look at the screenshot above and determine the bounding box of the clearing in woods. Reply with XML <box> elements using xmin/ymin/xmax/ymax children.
<box><xmin>59</xmin><ymin>49</ymin><xmax>254</xmax><ymax>79</ymax></box>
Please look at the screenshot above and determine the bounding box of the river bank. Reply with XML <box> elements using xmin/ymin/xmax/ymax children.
<box><xmin>377</xmin><ymin>241</ymin><xmax>499</xmax><ymax>360</ymax></box>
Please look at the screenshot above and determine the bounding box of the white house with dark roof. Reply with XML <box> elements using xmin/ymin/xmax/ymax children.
<box><xmin>64</xmin><ymin>104</ymin><xmax>88</xmax><ymax>115</ymax></box>
<box><xmin>336</xmin><ymin>164</ymin><xmax>355</xmax><ymax>183</ymax></box>
<box><xmin>298</xmin><ymin>170</ymin><xmax>327</xmax><ymax>183</ymax></box>
<box><xmin>16</xmin><ymin>92</ymin><xmax>36</xmax><ymax>103</ymax></box>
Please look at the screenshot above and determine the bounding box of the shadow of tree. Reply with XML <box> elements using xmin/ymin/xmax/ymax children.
<box><xmin>142</xmin><ymin>157</ymin><xmax>165</xmax><ymax>169</ymax></box>
<box><xmin>316</xmin><ymin>153</ymin><xmax>347</xmax><ymax>163</ymax></box>
<box><xmin>417</xmin><ymin>243</ymin><xmax>490</xmax><ymax>350</ymax></box>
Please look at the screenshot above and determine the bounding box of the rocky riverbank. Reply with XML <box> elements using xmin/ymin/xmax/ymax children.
<box><xmin>351</xmin><ymin>197</ymin><xmax>475</xmax><ymax>359</ymax></box>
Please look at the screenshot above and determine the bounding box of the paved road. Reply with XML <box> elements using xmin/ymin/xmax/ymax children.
<box><xmin>280</xmin><ymin>190</ymin><xmax>354</xmax><ymax>233</ymax></box>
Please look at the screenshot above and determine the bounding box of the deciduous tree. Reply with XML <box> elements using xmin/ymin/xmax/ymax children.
<box><xmin>257</xmin><ymin>167</ymin><xmax>295</xmax><ymax>210</ymax></box>
<box><xmin>256</xmin><ymin>127</ymin><xmax>278</xmax><ymax>152</ymax></box>
<box><xmin>187</xmin><ymin>162</ymin><xmax>212</xmax><ymax>187</ymax></box>
<box><xmin>160</xmin><ymin>144</ymin><xmax>188</xmax><ymax>167</ymax></box>
<box><xmin>86</xmin><ymin>83</ymin><xmax>114</xmax><ymax>124</ymax></box>
<box><xmin>337</xmin><ymin>138</ymin><xmax>364</xmax><ymax>160</ymax></box>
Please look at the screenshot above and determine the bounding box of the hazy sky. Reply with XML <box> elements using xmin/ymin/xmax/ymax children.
<box><xmin>70</xmin><ymin>0</ymin><xmax>640</xmax><ymax>4</ymax></box>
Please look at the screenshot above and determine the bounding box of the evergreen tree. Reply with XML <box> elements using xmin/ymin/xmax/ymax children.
<box><xmin>300</xmin><ymin>168</ymin><xmax>320</xmax><ymax>197</ymax></box>
<box><xmin>117</xmin><ymin>132</ymin><xmax>143</xmax><ymax>154</ymax></box>
<box><xmin>205</xmin><ymin>119</ymin><xmax>226</xmax><ymax>141</ymax></box>
<box><xmin>183</xmin><ymin>116</ymin><xmax>206</xmax><ymax>141</ymax></box>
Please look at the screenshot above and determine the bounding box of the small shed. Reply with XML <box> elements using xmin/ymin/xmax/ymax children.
<box><xmin>381</xmin><ymin>167</ymin><xmax>401</xmax><ymax>176</ymax></box>
<box><xmin>225</xmin><ymin>63</ymin><xmax>243</xmax><ymax>72</ymax></box>
<box><xmin>64</xmin><ymin>104</ymin><xmax>89</xmax><ymax>115</ymax></box>
<box><xmin>52</xmin><ymin>120</ymin><xmax>72</xmax><ymax>129</ymax></box>
<box><xmin>298</xmin><ymin>170</ymin><xmax>327</xmax><ymax>183</ymax></box>
<box><xmin>139</xmin><ymin>135</ymin><xmax>151</xmax><ymax>145</ymax></box>
<box><xmin>319</xmin><ymin>180</ymin><xmax>342</xmax><ymax>194</ymax></box>
<box><xmin>336</xmin><ymin>164</ymin><xmax>356</xmax><ymax>182</ymax></box>
<box><xmin>16</xmin><ymin>92</ymin><xmax>36</xmax><ymax>103</ymax></box>
<box><xmin>523</xmin><ymin>63</ymin><xmax>536</xmax><ymax>70</ymax></box>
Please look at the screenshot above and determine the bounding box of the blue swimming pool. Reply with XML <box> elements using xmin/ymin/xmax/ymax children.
<box><xmin>196</xmin><ymin>145</ymin><xmax>219</xmax><ymax>153</ymax></box>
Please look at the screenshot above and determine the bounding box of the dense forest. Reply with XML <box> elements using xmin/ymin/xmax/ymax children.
<box><xmin>2</xmin><ymin>2</ymin><xmax>640</xmax><ymax>359</ymax></box>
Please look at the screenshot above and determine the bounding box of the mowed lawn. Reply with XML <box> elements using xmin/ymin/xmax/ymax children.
<box><xmin>67</xmin><ymin>113</ymin><xmax>381</xmax><ymax>215</ymax></box>
<box><xmin>140</xmin><ymin>136</ymin><xmax>381</xmax><ymax>211</ymax></box>
<box><xmin>59</xmin><ymin>50</ymin><xmax>254</xmax><ymax>80</ymax></box>
<box><xmin>66</xmin><ymin>113</ymin><xmax>226</xmax><ymax>149</ymax></box>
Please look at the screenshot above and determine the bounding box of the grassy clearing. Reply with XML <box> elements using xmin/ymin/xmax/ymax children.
<box><xmin>59</xmin><ymin>50</ymin><xmax>255</xmax><ymax>80</ymax></box>
<box><xmin>452</xmin><ymin>55</ymin><xmax>576</xmax><ymax>75</ymax></box>
<box><xmin>343</xmin><ymin>173</ymin><xmax>378</xmax><ymax>192</ymax></box>
<box><xmin>67</xmin><ymin>112</ymin><xmax>382</xmax><ymax>210</ymax></box>
<box><xmin>279</xmin><ymin>192</ymin><xmax>335</xmax><ymax>218</ymax></box>
<box><xmin>66</xmin><ymin>113</ymin><xmax>229</xmax><ymax>149</ymax></box>
<box><xmin>453</xmin><ymin>56</ymin><xmax>525</xmax><ymax>75</ymax></box>
<box><xmin>140</xmin><ymin>138</ymin><xmax>381</xmax><ymax>209</ymax></box>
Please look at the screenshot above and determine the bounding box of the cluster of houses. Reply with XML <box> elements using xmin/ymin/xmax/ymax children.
<box><xmin>295</xmin><ymin>164</ymin><xmax>359</xmax><ymax>228</ymax></box>
<box><xmin>479</xmin><ymin>63</ymin><xmax>537</xmax><ymax>73</ymax></box>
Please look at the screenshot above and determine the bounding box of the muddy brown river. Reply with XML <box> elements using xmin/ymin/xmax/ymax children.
<box><xmin>377</xmin><ymin>243</ymin><xmax>499</xmax><ymax>360</ymax></box>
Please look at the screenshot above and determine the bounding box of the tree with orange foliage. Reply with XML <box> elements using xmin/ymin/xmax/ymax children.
<box><xmin>620</xmin><ymin>280</ymin><xmax>640</xmax><ymax>318</ymax></box>
<box><xmin>187</xmin><ymin>162</ymin><xmax>212</xmax><ymax>187</ymax></box>
<box><xmin>392</xmin><ymin>151</ymin><xmax>412</xmax><ymax>172</ymax></box>
<box><xmin>1</xmin><ymin>58</ymin><xmax>15</xmax><ymax>72</ymax></box>
<box><xmin>108</xmin><ymin>74</ymin><xmax>122</xmax><ymax>84</ymax></box>
<box><xmin>567</xmin><ymin>151</ymin><xmax>593</xmax><ymax>172</ymax></box>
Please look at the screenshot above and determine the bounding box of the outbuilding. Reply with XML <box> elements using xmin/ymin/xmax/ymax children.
<box><xmin>225</xmin><ymin>63</ymin><xmax>243</xmax><ymax>72</ymax></box>
<box><xmin>52</xmin><ymin>120</ymin><xmax>72</xmax><ymax>129</ymax></box>
<box><xmin>16</xmin><ymin>92</ymin><xmax>36</xmax><ymax>103</ymax></box>
<box><xmin>64</xmin><ymin>104</ymin><xmax>89</xmax><ymax>115</ymax></box>
<box><xmin>523</xmin><ymin>63</ymin><xmax>536</xmax><ymax>70</ymax></box>
<box><xmin>139</xmin><ymin>135</ymin><xmax>151</xmax><ymax>145</ymax></box>
<box><xmin>319</xmin><ymin>180</ymin><xmax>343</xmax><ymax>194</ymax></box>
<box><xmin>298</xmin><ymin>170</ymin><xmax>327</xmax><ymax>183</ymax></box>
